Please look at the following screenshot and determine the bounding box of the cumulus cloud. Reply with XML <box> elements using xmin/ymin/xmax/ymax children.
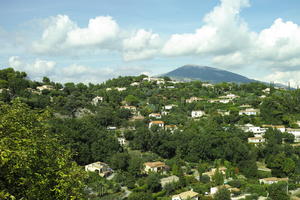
<box><xmin>32</xmin><ymin>15</ymin><xmax>121</xmax><ymax>55</ymax></box>
<box><xmin>31</xmin><ymin>15</ymin><xmax>160</xmax><ymax>61</ymax></box>
<box><xmin>122</xmin><ymin>29</ymin><xmax>162</xmax><ymax>61</ymax></box>
<box><xmin>264</xmin><ymin>71</ymin><xmax>300</xmax><ymax>88</ymax></box>
<box><xmin>162</xmin><ymin>0</ymin><xmax>253</xmax><ymax>57</ymax></box>
<box><xmin>9</xmin><ymin>56</ymin><xmax>56</xmax><ymax>79</ymax></box>
<box><xmin>7</xmin><ymin>56</ymin><xmax>151</xmax><ymax>83</ymax></box>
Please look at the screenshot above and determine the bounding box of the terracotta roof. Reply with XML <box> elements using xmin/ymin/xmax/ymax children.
<box><xmin>144</xmin><ymin>161</ymin><xmax>166</xmax><ymax>168</ymax></box>
<box><xmin>172</xmin><ymin>191</ymin><xmax>198</xmax><ymax>199</ymax></box>
<box><xmin>150</xmin><ymin>121</ymin><xmax>164</xmax><ymax>124</ymax></box>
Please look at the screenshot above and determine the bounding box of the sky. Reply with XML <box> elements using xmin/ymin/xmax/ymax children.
<box><xmin>1</xmin><ymin>0</ymin><xmax>300</xmax><ymax>86</ymax></box>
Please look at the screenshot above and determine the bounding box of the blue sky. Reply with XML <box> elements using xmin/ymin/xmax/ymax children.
<box><xmin>1</xmin><ymin>0</ymin><xmax>300</xmax><ymax>85</ymax></box>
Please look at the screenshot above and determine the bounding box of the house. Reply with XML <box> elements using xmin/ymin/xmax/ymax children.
<box><xmin>259</xmin><ymin>177</ymin><xmax>288</xmax><ymax>184</ymax></box>
<box><xmin>106</xmin><ymin>88</ymin><xmax>112</xmax><ymax>91</ymax></box>
<box><xmin>262</xmin><ymin>125</ymin><xmax>286</xmax><ymax>132</ymax></box>
<box><xmin>217</xmin><ymin>110</ymin><xmax>230</xmax><ymax>116</ymax></box>
<box><xmin>117</xmin><ymin>137</ymin><xmax>128</xmax><ymax>146</ymax></box>
<box><xmin>263</xmin><ymin>88</ymin><xmax>270</xmax><ymax>94</ymax></box>
<box><xmin>172</xmin><ymin>190</ymin><xmax>199</xmax><ymax>200</ymax></box>
<box><xmin>121</xmin><ymin>105</ymin><xmax>137</xmax><ymax>112</ymax></box>
<box><xmin>165</xmin><ymin>125</ymin><xmax>178</xmax><ymax>132</ymax></box>
<box><xmin>85</xmin><ymin>162</ymin><xmax>113</xmax><ymax>177</ymax></box>
<box><xmin>107</xmin><ymin>126</ymin><xmax>117</xmax><ymax>130</ymax></box>
<box><xmin>202</xmin><ymin>83</ymin><xmax>214</xmax><ymax>87</ymax></box>
<box><xmin>191</xmin><ymin>110</ymin><xmax>205</xmax><ymax>118</ymax></box>
<box><xmin>130</xmin><ymin>115</ymin><xmax>145</xmax><ymax>121</ymax></box>
<box><xmin>239</xmin><ymin>108</ymin><xmax>260</xmax><ymax>116</ymax></box>
<box><xmin>130</xmin><ymin>82</ymin><xmax>140</xmax><ymax>86</ymax></box>
<box><xmin>186</xmin><ymin>97</ymin><xmax>203</xmax><ymax>103</ymax></box>
<box><xmin>149</xmin><ymin>121</ymin><xmax>165</xmax><ymax>129</ymax></box>
<box><xmin>160</xmin><ymin>175</ymin><xmax>179</xmax><ymax>188</ymax></box>
<box><xmin>249</xmin><ymin>126</ymin><xmax>267</xmax><ymax>134</ymax></box>
<box><xmin>149</xmin><ymin>113</ymin><xmax>162</xmax><ymax>119</ymax></box>
<box><xmin>286</xmin><ymin>128</ymin><xmax>300</xmax><ymax>142</ymax></box>
<box><xmin>161</xmin><ymin>111</ymin><xmax>169</xmax><ymax>115</ymax></box>
<box><xmin>248</xmin><ymin>136</ymin><xmax>265</xmax><ymax>145</ymax></box>
<box><xmin>239</xmin><ymin>104</ymin><xmax>252</xmax><ymax>108</ymax></box>
<box><xmin>164</xmin><ymin>104</ymin><xmax>177</xmax><ymax>110</ymax></box>
<box><xmin>144</xmin><ymin>161</ymin><xmax>169</xmax><ymax>174</ymax></box>
<box><xmin>91</xmin><ymin>96</ymin><xmax>103</xmax><ymax>105</ymax></box>
<box><xmin>218</xmin><ymin>98</ymin><xmax>231</xmax><ymax>104</ymax></box>
<box><xmin>116</xmin><ymin>87</ymin><xmax>127</xmax><ymax>92</ymax></box>
<box><xmin>202</xmin><ymin>167</ymin><xmax>227</xmax><ymax>180</ymax></box>
<box><xmin>36</xmin><ymin>85</ymin><xmax>54</xmax><ymax>91</ymax></box>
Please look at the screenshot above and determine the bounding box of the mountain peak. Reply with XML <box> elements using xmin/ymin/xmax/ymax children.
<box><xmin>163</xmin><ymin>65</ymin><xmax>255</xmax><ymax>83</ymax></box>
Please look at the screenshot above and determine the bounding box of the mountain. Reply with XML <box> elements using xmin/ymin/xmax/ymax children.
<box><xmin>163</xmin><ymin>64</ymin><xmax>256</xmax><ymax>83</ymax></box>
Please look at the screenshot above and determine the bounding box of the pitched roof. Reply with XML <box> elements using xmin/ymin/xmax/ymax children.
<box><xmin>172</xmin><ymin>190</ymin><xmax>199</xmax><ymax>199</ymax></box>
<box><xmin>150</xmin><ymin>121</ymin><xmax>164</xmax><ymax>124</ymax></box>
<box><xmin>144</xmin><ymin>161</ymin><xmax>166</xmax><ymax>168</ymax></box>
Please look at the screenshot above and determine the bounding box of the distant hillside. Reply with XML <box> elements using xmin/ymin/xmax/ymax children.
<box><xmin>163</xmin><ymin>65</ymin><xmax>256</xmax><ymax>83</ymax></box>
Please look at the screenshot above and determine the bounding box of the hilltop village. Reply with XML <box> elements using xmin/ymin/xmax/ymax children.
<box><xmin>1</xmin><ymin>68</ymin><xmax>300</xmax><ymax>200</ymax></box>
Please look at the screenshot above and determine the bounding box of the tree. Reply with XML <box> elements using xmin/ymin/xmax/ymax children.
<box><xmin>0</xmin><ymin>100</ymin><xmax>85</xmax><ymax>199</ymax></box>
<box><xmin>267</xmin><ymin>182</ymin><xmax>289</xmax><ymax>200</ymax></box>
<box><xmin>128</xmin><ymin>192</ymin><xmax>153</xmax><ymax>200</ymax></box>
<box><xmin>125</xmin><ymin>94</ymin><xmax>139</xmax><ymax>106</ymax></box>
<box><xmin>214</xmin><ymin>188</ymin><xmax>231</xmax><ymax>200</ymax></box>
<box><xmin>146</xmin><ymin>174</ymin><xmax>161</xmax><ymax>193</ymax></box>
<box><xmin>110</xmin><ymin>152</ymin><xmax>130</xmax><ymax>171</ymax></box>
<box><xmin>212</xmin><ymin>170</ymin><xmax>224</xmax><ymax>186</ymax></box>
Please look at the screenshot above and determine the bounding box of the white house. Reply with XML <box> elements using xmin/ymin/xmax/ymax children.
<box><xmin>130</xmin><ymin>82</ymin><xmax>140</xmax><ymax>86</ymax></box>
<box><xmin>172</xmin><ymin>190</ymin><xmax>199</xmax><ymax>200</ymax></box>
<box><xmin>262</xmin><ymin>125</ymin><xmax>286</xmax><ymax>132</ymax></box>
<box><xmin>191</xmin><ymin>110</ymin><xmax>205</xmax><ymax>118</ymax></box>
<box><xmin>117</xmin><ymin>137</ymin><xmax>128</xmax><ymax>146</ymax></box>
<box><xmin>91</xmin><ymin>96</ymin><xmax>103</xmax><ymax>105</ymax></box>
<box><xmin>217</xmin><ymin>110</ymin><xmax>230</xmax><ymax>116</ymax></box>
<box><xmin>164</xmin><ymin>104</ymin><xmax>176</xmax><ymax>110</ymax></box>
<box><xmin>286</xmin><ymin>128</ymin><xmax>300</xmax><ymax>142</ymax></box>
<box><xmin>36</xmin><ymin>85</ymin><xmax>54</xmax><ymax>91</ymax></box>
<box><xmin>186</xmin><ymin>97</ymin><xmax>203</xmax><ymax>103</ymax></box>
<box><xmin>149</xmin><ymin>113</ymin><xmax>162</xmax><ymax>119</ymax></box>
<box><xmin>259</xmin><ymin>177</ymin><xmax>288</xmax><ymax>185</ymax></box>
<box><xmin>144</xmin><ymin>161</ymin><xmax>169</xmax><ymax>174</ymax></box>
<box><xmin>202</xmin><ymin>83</ymin><xmax>214</xmax><ymax>87</ymax></box>
<box><xmin>116</xmin><ymin>87</ymin><xmax>127</xmax><ymax>92</ymax></box>
<box><xmin>239</xmin><ymin>108</ymin><xmax>260</xmax><ymax>116</ymax></box>
<box><xmin>149</xmin><ymin>121</ymin><xmax>165</xmax><ymax>129</ymax></box>
<box><xmin>262</xmin><ymin>88</ymin><xmax>270</xmax><ymax>94</ymax></box>
<box><xmin>248</xmin><ymin>126</ymin><xmax>267</xmax><ymax>134</ymax></box>
<box><xmin>121</xmin><ymin>105</ymin><xmax>137</xmax><ymax>112</ymax></box>
<box><xmin>218</xmin><ymin>98</ymin><xmax>231</xmax><ymax>104</ymax></box>
<box><xmin>85</xmin><ymin>162</ymin><xmax>113</xmax><ymax>177</ymax></box>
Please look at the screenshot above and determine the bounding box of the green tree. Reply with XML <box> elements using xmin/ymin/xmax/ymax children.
<box><xmin>214</xmin><ymin>188</ymin><xmax>231</xmax><ymax>200</ymax></box>
<box><xmin>0</xmin><ymin>100</ymin><xmax>85</xmax><ymax>200</ymax></box>
<box><xmin>267</xmin><ymin>182</ymin><xmax>289</xmax><ymax>200</ymax></box>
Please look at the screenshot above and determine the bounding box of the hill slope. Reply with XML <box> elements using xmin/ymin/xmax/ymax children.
<box><xmin>163</xmin><ymin>65</ymin><xmax>255</xmax><ymax>83</ymax></box>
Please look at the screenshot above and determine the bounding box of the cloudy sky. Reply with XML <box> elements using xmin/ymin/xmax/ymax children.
<box><xmin>1</xmin><ymin>0</ymin><xmax>300</xmax><ymax>86</ymax></box>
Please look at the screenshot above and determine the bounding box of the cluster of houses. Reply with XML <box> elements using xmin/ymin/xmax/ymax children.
<box><xmin>237</xmin><ymin>123</ymin><xmax>300</xmax><ymax>145</ymax></box>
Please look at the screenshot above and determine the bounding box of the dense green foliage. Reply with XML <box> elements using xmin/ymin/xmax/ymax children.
<box><xmin>1</xmin><ymin>68</ymin><xmax>300</xmax><ymax>199</ymax></box>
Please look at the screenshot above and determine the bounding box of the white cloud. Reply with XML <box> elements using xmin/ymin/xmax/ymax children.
<box><xmin>122</xmin><ymin>29</ymin><xmax>162</xmax><ymax>61</ymax></box>
<box><xmin>264</xmin><ymin>71</ymin><xmax>300</xmax><ymax>88</ymax></box>
<box><xmin>65</xmin><ymin>16</ymin><xmax>120</xmax><ymax>47</ymax></box>
<box><xmin>162</xmin><ymin>0</ymin><xmax>253</xmax><ymax>57</ymax></box>
<box><xmin>9</xmin><ymin>56</ymin><xmax>56</xmax><ymax>79</ymax></box>
<box><xmin>32</xmin><ymin>15</ymin><xmax>121</xmax><ymax>55</ymax></box>
<box><xmin>7</xmin><ymin>56</ymin><xmax>151</xmax><ymax>83</ymax></box>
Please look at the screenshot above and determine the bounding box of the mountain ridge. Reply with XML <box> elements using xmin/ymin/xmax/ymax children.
<box><xmin>161</xmin><ymin>64</ymin><xmax>256</xmax><ymax>83</ymax></box>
